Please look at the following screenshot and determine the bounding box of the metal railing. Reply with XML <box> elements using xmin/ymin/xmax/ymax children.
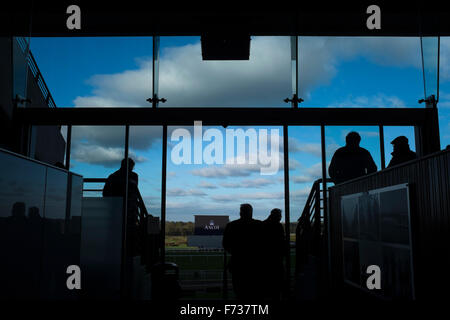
<box><xmin>296</xmin><ymin>178</ymin><xmax>332</xmax><ymax>268</ymax></box>
<box><xmin>16</xmin><ymin>37</ymin><xmax>57</xmax><ymax>108</ymax></box>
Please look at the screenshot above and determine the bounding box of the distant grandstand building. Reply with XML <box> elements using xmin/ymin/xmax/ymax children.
<box><xmin>187</xmin><ymin>215</ymin><xmax>229</xmax><ymax>248</ymax></box>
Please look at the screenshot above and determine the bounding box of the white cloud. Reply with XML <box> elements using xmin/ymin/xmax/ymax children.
<box><xmin>211</xmin><ymin>191</ymin><xmax>284</xmax><ymax>202</ymax></box>
<box><xmin>198</xmin><ymin>181</ymin><xmax>218</xmax><ymax>189</ymax></box>
<box><xmin>191</xmin><ymin>163</ymin><xmax>261</xmax><ymax>178</ymax></box>
<box><xmin>290</xmin><ymin>161</ymin><xmax>331</xmax><ymax>185</ymax></box>
<box><xmin>288</xmin><ymin>138</ymin><xmax>322</xmax><ymax>157</ymax></box>
<box><xmin>292</xmin><ymin>175</ymin><xmax>314</xmax><ymax>183</ymax></box>
<box><xmin>328</xmin><ymin>94</ymin><xmax>406</xmax><ymax>108</ymax></box>
<box><xmin>220</xmin><ymin>178</ymin><xmax>279</xmax><ymax>189</ymax></box>
<box><xmin>71</xmin><ymin>143</ymin><xmax>146</xmax><ymax>167</ymax></box>
<box><xmin>167</xmin><ymin>188</ymin><xmax>207</xmax><ymax>197</ymax></box>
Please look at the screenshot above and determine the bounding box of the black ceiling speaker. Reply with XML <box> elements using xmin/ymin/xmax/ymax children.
<box><xmin>201</xmin><ymin>34</ymin><xmax>251</xmax><ymax>60</ymax></box>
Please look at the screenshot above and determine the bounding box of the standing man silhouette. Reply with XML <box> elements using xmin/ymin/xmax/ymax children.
<box><xmin>223</xmin><ymin>204</ymin><xmax>264</xmax><ymax>300</ymax></box>
<box><xmin>262</xmin><ymin>208</ymin><xmax>285</xmax><ymax>300</ymax></box>
<box><xmin>329</xmin><ymin>131</ymin><xmax>377</xmax><ymax>185</ymax></box>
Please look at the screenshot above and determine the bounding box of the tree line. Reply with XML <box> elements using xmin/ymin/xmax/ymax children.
<box><xmin>166</xmin><ymin>221</ymin><xmax>194</xmax><ymax>236</ymax></box>
<box><xmin>165</xmin><ymin>221</ymin><xmax>298</xmax><ymax>236</ymax></box>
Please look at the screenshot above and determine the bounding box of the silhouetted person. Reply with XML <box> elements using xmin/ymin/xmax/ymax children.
<box><xmin>296</xmin><ymin>214</ymin><xmax>312</xmax><ymax>274</ymax></box>
<box><xmin>262</xmin><ymin>208</ymin><xmax>285</xmax><ymax>300</ymax></box>
<box><xmin>103</xmin><ymin>158</ymin><xmax>140</xmax><ymax>257</ymax></box>
<box><xmin>387</xmin><ymin>136</ymin><xmax>417</xmax><ymax>168</ymax></box>
<box><xmin>103</xmin><ymin>158</ymin><xmax>142</xmax><ymax>299</ymax></box>
<box><xmin>223</xmin><ymin>204</ymin><xmax>264</xmax><ymax>300</ymax></box>
<box><xmin>328</xmin><ymin>131</ymin><xmax>377</xmax><ymax>184</ymax></box>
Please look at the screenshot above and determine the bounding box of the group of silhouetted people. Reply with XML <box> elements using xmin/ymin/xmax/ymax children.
<box><xmin>103</xmin><ymin>131</ymin><xmax>418</xmax><ymax>300</ymax></box>
<box><xmin>222</xmin><ymin>204</ymin><xmax>286</xmax><ymax>300</ymax></box>
<box><xmin>329</xmin><ymin>131</ymin><xmax>417</xmax><ymax>185</ymax></box>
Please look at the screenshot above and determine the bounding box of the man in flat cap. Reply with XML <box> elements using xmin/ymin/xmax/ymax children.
<box><xmin>387</xmin><ymin>136</ymin><xmax>417</xmax><ymax>168</ymax></box>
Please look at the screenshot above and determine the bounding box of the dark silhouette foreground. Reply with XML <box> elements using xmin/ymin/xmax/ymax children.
<box><xmin>262</xmin><ymin>208</ymin><xmax>286</xmax><ymax>300</ymax></box>
<box><xmin>103</xmin><ymin>158</ymin><xmax>141</xmax><ymax>257</ymax></box>
<box><xmin>223</xmin><ymin>204</ymin><xmax>286</xmax><ymax>300</ymax></box>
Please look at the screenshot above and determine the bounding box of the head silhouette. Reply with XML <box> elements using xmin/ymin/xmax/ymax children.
<box><xmin>346</xmin><ymin>131</ymin><xmax>361</xmax><ymax>148</ymax></box>
<box><xmin>268</xmin><ymin>208</ymin><xmax>282</xmax><ymax>222</ymax></box>
<box><xmin>28</xmin><ymin>207</ymin><xmax>41</xmax><ymax>219</ymax></box>
<box><xmin>391</xmin><ymin>136</ymin><xmax>409</xmax><ymax>152</ymax></box>
<box><xmin>120</xmin><ymin>158</ymin><xmax>135</xmax><ymax>171</ymax></box>
<box><xmin>240</xmin><ymin>203</ymin><xmax>253</xmax><ymax>220</ymax></box>
<box><xmin>11</xmin><ymin>202</ymin><xmax>26</xmax><ymax>218</ymax></box>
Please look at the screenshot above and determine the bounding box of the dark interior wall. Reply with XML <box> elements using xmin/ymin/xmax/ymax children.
<box><xmin>0</xmin><ymin>38</ymin><xmax>14</xmax><ymax>150</ymax></box>
<box><xmin>0</xmin><ymin>148</ymin><xmax>82</xmax><ymax>299</ymax></box>
<box><xmin>329</xmin><ymin>149</ymin><xmax>450</xmax><ymax>300</ymax></box>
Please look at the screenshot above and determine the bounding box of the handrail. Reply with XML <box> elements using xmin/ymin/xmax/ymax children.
<box><xmin>296</xmin><ymin>178</ymin><xmax>332</xmax><ymax>269</ymax></box>
<box><xmin>83</xmin><ymin>177</ymin><xmax>149</xmax><ymax>219</ymax></box>
<box><xmin>15</xmin><ymin>37</ymin><xmax>57</xmax><ymax>108</ymax></box>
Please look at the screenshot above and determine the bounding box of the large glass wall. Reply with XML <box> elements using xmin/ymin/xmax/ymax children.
<box><xmin>23</xmin><ymin>35</ymin><xmax>439</xmax><ymax>112</ymax></box>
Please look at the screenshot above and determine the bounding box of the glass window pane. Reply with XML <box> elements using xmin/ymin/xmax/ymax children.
<box><xmin>438</xmin><ymin>37</ymin><xmax>450</xmax><ymax>149</ymax></box>
<box><xmin>383</xmin><ymin>126</ymin><xmax>416</xmax><ymax>167</ymax></box>
<box><xmin>29</xmin><ymin>37</ymin><xmax>153</xmax><ymax>108</ymax></box>
<box><xmin>166</xmin><ymin>124</ymin><xmax>284</xmax><ymax>299</ymax></box>
<box><xmin>129</xmin><ymin>125</ymin><xmax>163</xmax><ymax>227</ymax></box>
<box><xmin>159</xmin><ymin>36</ymin><xmax>291</xmax><ymax>107</ymax></box>
<box><xmin>289</xmin><ymin>126</ymin><xmax>322</xmax><ymax>217</ymax></box>
<box><xmin>298</xmin><ymin>37</ymin><xmax>423</xmax><ymax>108</ymax></box>
<box><xmin>70</xmin><ymin>126</ymin><xmax>125</xmax><ymax>197</ymax></box>
<box><xmin>326</xmin><ymin>126</ymin><xmax>381</xmax><ymax>183</ymax></box>
<box><xmin>421</xmin><ymin>37</ymin><xmax>439</xmax><ymax>100</ymax></box>
<box><xmin>288</xmin><ymin>126</ymin><xmax>322</xmax><ymax>278</ymax></box>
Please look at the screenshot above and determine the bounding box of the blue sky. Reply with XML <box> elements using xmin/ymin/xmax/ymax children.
<box><xmin>29</xmin><ymin>36</ymin><xmax>450</xmax><ymax>222</ymax></box>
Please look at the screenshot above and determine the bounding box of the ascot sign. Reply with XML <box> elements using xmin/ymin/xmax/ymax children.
<box><xmin>170</xmin><ymin>121</ymin><xmax>280</xmax><ymax>175</ymax></box>
<box><xmin>205</xmin><ymin>220</ymin><xmax>220</xmax><ymax>231</ymax></box>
